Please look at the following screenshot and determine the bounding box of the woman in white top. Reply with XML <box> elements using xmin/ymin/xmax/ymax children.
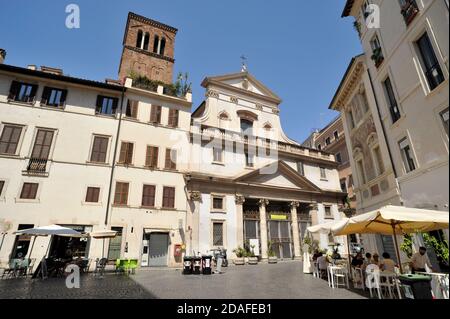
<box><xmin>380</xmin><ymin>252</ymin><xmax>396</xmax><ymax>272</ymax></box>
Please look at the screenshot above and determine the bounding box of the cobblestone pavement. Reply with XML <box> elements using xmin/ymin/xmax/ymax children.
<box><xmin>0</xmin><ymin>261</ymin><xmax>367</xmax><ymax>299</ymax></box>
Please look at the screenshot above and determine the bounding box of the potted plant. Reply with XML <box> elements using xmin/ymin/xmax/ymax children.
<box><xmin>268</xmin><ymin>241</ymin><xmax>278</xmax><ymax>264</ymax></box>
<box><xmin>247</xmin><ymin>245</ymin><xmax>258</xmax><ymax>265</ymax></box>
<box><xmin>232</xmin><ymin>246</ymin><xmax>246</xmax><ymax>265</ymax></box>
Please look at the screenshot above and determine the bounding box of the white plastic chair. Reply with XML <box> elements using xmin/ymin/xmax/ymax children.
<box><xmin>366</xmin><ymin>264</ymin><xmax>382</xmax><ymax>299</ymax></box>
<box><xmin>379</xmin><ymin>272</ymin><xmax>401</xmax><ymax>299</ymax></box>
<box><xmin>333</xmin><ymin>266</ymin><xmax>349</xmax><ymax>289</ymax></box>
<box><xmin>352</xmin><ymin>267</ymin><xmax>365</xmax><ymax>290</ymax></box>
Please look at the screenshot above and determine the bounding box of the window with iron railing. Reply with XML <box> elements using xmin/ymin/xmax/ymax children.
<box><xmin>416</xmin><ymin>32</ymin><xmax>445</xmax><ymax>91</ymax></box>
<box><xmin>8</xmin><ymin>81</ymin><xmax>38</xmax><ymax>103</ymax></box>
<box><xmin>27</xmin><ymin>129</ymin><xmax>54</xmax><ymax>173</ymax></box>
<box><xmin>40</xmin><ymin>87</ymin><xmax>67</xmax><ymax>107</ymax></box>
<box><xmin>399</xmin><ymin>0</ymin><xmax>419</xmax><ymax>26</ymax></box>
<box><xmin>370</xmin><ymin>35</ymin><xmax>384</xmax><ymax>68</ymax></box>
<box><xmin>383</xmin><ymin>77</ymin><xmax>401</xmax><ymax>123</ymax></box>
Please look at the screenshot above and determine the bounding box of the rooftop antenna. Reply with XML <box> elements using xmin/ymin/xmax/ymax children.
<box><xmin>240</xmin><ymin>55</ymin><xmax>248</xmax><ymax>72</ymax></box>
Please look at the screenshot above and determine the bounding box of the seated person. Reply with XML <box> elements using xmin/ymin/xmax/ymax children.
<box><xmin>351</xmin><ymin>252</ymin><xmax>364</xmax><ymax>268</ymax></box>
<box><xmin>317</xmin><ymin>253</ymin><xmax>329</xmax><ymax>278</ymax></box>
<box><xmin>372</xmin><ymin>253</ymin><xmax>381</xmax><ymax>267</ymax></box>
<box><xmin>312</xmin><ymin>250</ymin><xmax>322</xmax><ymax>262</ymax></box>
<box><xmin>380</xmin><ymin>252</ymin><xmax>396</xmax><ymax>272</ymax></box>
<box><xmin>362</xmin><ymin>253</ymin><xmax>372</xmax><ymax>271</ymax></box>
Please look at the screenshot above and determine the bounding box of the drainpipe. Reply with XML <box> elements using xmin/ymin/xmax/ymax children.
<box><xmin>104</xmin><ymin>85</ymin><xmax>126</xmax><ymax>227</ymax></box>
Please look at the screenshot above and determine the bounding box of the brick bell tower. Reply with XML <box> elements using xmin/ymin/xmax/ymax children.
<box><xmin>118</xmin><ymin>12</ymin><xmax>177</xmax><ymax>84</ymax></box>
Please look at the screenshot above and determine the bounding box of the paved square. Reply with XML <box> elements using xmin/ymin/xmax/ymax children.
<box><xmin>0</xmin><ymin>261</ymin><xmax>367</xmax><ymax>299</ymax></box>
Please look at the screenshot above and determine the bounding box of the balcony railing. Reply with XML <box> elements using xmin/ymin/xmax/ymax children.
<box><xmin>26</xmin><ymin>158</ymin><xmax>48</xmax><ymax>175</ymax></box>
<box><xmin>401</xmin><ymin>0</ymin><xmax>419</xmax><ymax>26</ymax></box>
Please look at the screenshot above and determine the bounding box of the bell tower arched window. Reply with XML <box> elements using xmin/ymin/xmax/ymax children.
<box><xmin>153</xmin><ymin>35</ymin><xmax>160</xmax><ymax>53</ymax></box>
<box><xmin>136</xmin><ymin>30</ymin><xmax>143</xmax><ymax>49</ymax></box>
<box><xmin>143</xmin><ymin>32</ymin><xmax>150</xmax><ymax>50</ymax></box>
<box><xmin>160</xmin><ymin>38</ymin><xmax>166</xmax><ymax>56</ymax></box>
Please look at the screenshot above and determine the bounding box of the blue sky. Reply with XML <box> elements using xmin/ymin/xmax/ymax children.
<box><xmin>0</xmin><ymin>0</ymin><xmax>361</xmax><ymax>143</ymax></box>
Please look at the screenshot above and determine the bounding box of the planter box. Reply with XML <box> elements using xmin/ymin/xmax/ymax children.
<box><xmin>248</xmin><ymin>257</ymin><xmax>258</xmax><ymax>265</ymax></box>
<box><xmin>233</xmin><ymin>258</ymin><xmax>245</xmax><ymax>265</ymax></box>
<box><xmin>268</xmin><ymin>256</ymin><xmax>278</xmax><ymax>264</ymax></box>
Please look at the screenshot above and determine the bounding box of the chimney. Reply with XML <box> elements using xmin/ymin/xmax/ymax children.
<box><xmin>27</xmin><ymin>65</ymin><xmax>37</xmax><ymax>71</ymax></box>
<box><xmin>0</xmin><ymin>49</ymin><xmax>5</xmax><ymax>64</ymax></box>
<box><xmin>40</xmin><ymin>66</ymin><xmax>63</xmax><ymax>76</ymax></box>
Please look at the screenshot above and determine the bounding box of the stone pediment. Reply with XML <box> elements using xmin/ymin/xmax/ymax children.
<box><xmin>234</xmin><ymin>161</ymin><xmax>321</xmax><ymax>192</ymax></box>
<box><xmin>201</xmin><ymin>71</ymin><xmax>282</xmax><ymax>104</ymax></box>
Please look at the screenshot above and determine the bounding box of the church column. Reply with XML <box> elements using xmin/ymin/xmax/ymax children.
<box><xmin>188</xmin><ymin>191</ymin><xmax>202</xmax><ymax>255</ymax></box>
<box><xmin>258</xmin><ymin>199</ymin><xmax>269</xmax><ymax>260</ymax></box>
<box><xmin>290</xmin><ymin>201</ymin><xmax>301</xmax><ymax>259</ymax></box>
<box><xmin>235</xmin><ymin>195</ymin><xmax>245</xmax><ymax>250</ymax></box>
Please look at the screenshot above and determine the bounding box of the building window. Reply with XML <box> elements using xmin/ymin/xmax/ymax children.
<box><xmin>145</xmin><ymin>146</ymin><xmax>159</xmax><ymax>169</ymax></box>
<box><xmin>373</xmin><ymin>146</ymin><xmax>385</xmax><ymax>175</ymax></box>
<box><xmin>20</xmin><ymin>182</ymin><xmax>38</xmax><ymax>199</ymax></box>
<box><xmin>143</xmin><ymin>32</ymin><xmax>150</xmax><ymax>51</ymax></box>
<box><xmin>142</xmin><ymin>185</ymin><xmax>156</xmax><ymax>207</ymax></box>
<box><xmin>0</xmin><ymin>180</ymin><xmax>5</xmax><ymax>197</ymax></box>
<box><xmin>340</xmin><ymin>179</ymin><xmax>347</xmax><ymax>192</ymax></box>
<box><xmin>165</xmin><ymin>148</ymin><xmax>177</xmax><ymax>170</ymax></box>
<box><xmin>335</xmin><ymin>152</ymin><xmax>342</xmax><ymax>164</ymax></box>
<box><xmin>240</xmin><ymin>119</ymin><xmax>253</xmax><ymax>136</ymax></box>
<box><xmin>383</xmin><ymin>77</ymin><xmax>401</xmax><ymax>123</ymax></box>
<box><xmin>118</xmin><ymin>142</ymin><xmax>134</xmax><ymax>165</ymax></box>
<box><xmin>168</xmin><ymin>109</ymin><xmax>179</xmax><ymax>128</ymax></box>
<box><xmin>320</xmin><ymin>167</ymin><xmax>327</xmax><ymax>180</ymax></box>
<box><xmin>334</xmin><ymin>131</ymin><xmax>339</xmax><ymax>140</ymax></box>
<box><xmin>40</xmin><ymin>87</ymin><xmax>67</xmax><ymax>107</ymax></box>
<box><xmin>213</xmin><ymin>145</ymin><xmax>224</xmax><ymax>163</ymax></box>
<box><xmin>212</xmin><ymin>196</ymin><xmax>225</xmax><ymax>211</ymax></box>
<box><xmin>357</xmin><ymin>159</ymin><xmax>366</xmax><ymax>184</ymax></box>
<box><xmin>114</xmin><ymin>182</ymin><xmax>129</xmax><ymax>206</ymax></box>
<box><xmin>125</xmin><ymin>100</ymin><xmax>138</xmax><ymax>119</ymax></box>
<box><xmin>0</xmin><ymin>124</ymin><xmax>23</xmax><ymax>155</ymax></box>
<box><xmin>325</xmin><ymin>137</ymin><xmax>331</xmax><ymax>145</ymax></box>
<box><xmin>347</xmin><ymin>110</ymin><xmax>355</xmax><ymax>129</ymax></box>
<box><xmin>85</xmin><ymin>187</ymin><xmax>100</xmax><ymax>203</ymax></box>
<box><xmin>416</xmin><ymin>32</ymin><xmax>445</xmax><ymax>91</ymax></box>
<box><xmin>399</xmin><ymin>0</ymin><xmax>419</xmax><ymax>26</ymax></box>
<box><xmin>440</xmin><ymin>108</ymin><xmax>449</xmax><ymax>138</ymax></box>
<box><xmin>348</xmin><ymin>174</ymin><xmax>354</xmax><ymax>187</ymax></box>
<box><xmin>153</xmin><ymin>35</ymin><xmax>160</xmax><ymax>54</ymax></box>
<box><xmin>317</xmin><ymin>144</ymin><xmax>322</xmax><ymax>151</ymax></box>
<box><xmin>213</xmin><ymin>222</ymin><xmax>224</xmax><ymax>246</ymax></box>
<box><xmin>90</xmin><ymin>136</ymin><xmax>109</xmax><ymax>163</ymax></box>
<box><xmin>31</xmin><ymin>129</ymin><xmax>54</xmax><ymax>160</ymax></box>
<box><xmin>370</xmin><ymin>35</ymin><xmax>384</xmax><ymax>68</ymax></box>
<box><xmin>8</xmin><ymin>81</ymin><xmax>38</xmax><ymax>103</ymax></box>
<box><xmin>96</xmin><ymin>95</ymin><xmax>118</xmax><ymax>115</ymax></box>
<box><xmin>162</xmin><ymin>186</ymin><xmax>175</xmax><ymax>208</ymax></box>
<box><xmin>136</xmin><ymin>30</ymin><xmax>143</xmax><ymax>48</ymax></box>
<box><xmin>399</xmin><ymin>138</ymin><xmax>416</xmax><ymax>173</ymax></box>
<box><xmin>324</xmin><ymin>206</ymin><xmax>332</xmax><ymax>218</ymax></box>
<box><xmin>150</xmin><ymin>105</ymin><xmax>162</xmax><ymax>124</ymax></box>
<box><xmin>160</xmin><ymin>38</ymin><xmax>166</xmax><ymax>56</ymax></box>
<box><xmin>244</xmin><ymin>147</ymin><xmax>254</xmax><ymax>167</ymax></box>
<box><xmin>297</xmin><ymin>162</ymin><xmax>304</xmax><ymax>176</ymax></box>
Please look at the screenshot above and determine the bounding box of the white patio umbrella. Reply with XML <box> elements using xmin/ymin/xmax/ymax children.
<box><xmin>88</xmin><ymin>230</ymin><xmax>117</xmax><ymax>239</ymax></box>
<box><xmin>332</xmin><ymin>205</ymin><xmax>449</xmax><ymax>273</ymax></box>
<box><xmin>14</xmin><ymin>225</ymin><xmax>82</xmax><ymax>278</ymax></box>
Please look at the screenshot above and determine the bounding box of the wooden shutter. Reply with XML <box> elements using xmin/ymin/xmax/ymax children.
<box><xmin>7</xmin><ymin>81</ymin><xmax>20</xmax><ymax>100</ymax></box>
<box><xmin>86</xmin><ymin>187</ymin><xmax>100</xmax><ymax>203</ymax></box>
<box><xmin>95</xmin><ymin>95</ymin><xmax>103</xmax><ymax>113</ymax></box>
<box><xmin>0</xmin><ymin>125</ymin><xmax>22</xmax><ymax>155</ymax></box>
<box><xmin>59</xmin><ymin>89</ymin><xmax>68</xmax><ymax>107</ymax></box>
<box><xmin>165</xmin><ymin>148</ymin><xmax>176</xmax><ymax>170</ymax></box>
<box><xmin>146</xmin><ymin>146</ymin><xmax>158</xmax><ymax>168</ymax></box>
<box><xmin>90</xmin><ymin>136</ymin><xmax>108</xmax><ymax>163</ymax></box>
<box><xmin>29</xmin><ymin>84</ymin><xmax>38</xmax><ymax>102</ymax></box>
<box><xmin>168</xmin><ymin>109</ymin><xmax>179</xmax><ymax>127</ymax></box>
<box><xmin>150</xmin><ymin>105</ymin><xmax>161</xmax><ymax>123</ymax></box>
<box><xmin>142</xmin><ymin>185</ymin><xmax>155</xmax><ymax>207</ymax></box>
<box><xmin>31</xmin><ymin>130</ymin><xmax>54</xmax><ymax>159</ymax></box>
<box><xmin>114</xmin><ymin>182</ymin><xmax>129</xmax><ymax>205</ymax></box>
<box><xmin>40</xmin><ymin>87</ymin><xmax>51</xmax><ymax>105</ymax></box>
<box><xmin>163</xmin><ymin>187</ymin><xmax>175</xmax><ymax>208</ymax></box>
<box><xmin>119</xmin><ymin>142</ymin><xmax>133</xmax><ymax>164</ymax></box>
<box><xmin>20</xmin><ymin>183</ymin><xmax>38</xmax><ymax>199</ymax></box>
